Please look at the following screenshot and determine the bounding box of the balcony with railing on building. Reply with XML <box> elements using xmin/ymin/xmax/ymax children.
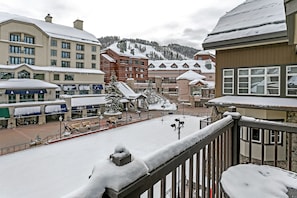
<box><xmin>64</xmin><ymin>106</ymin><xmax>297</xmax><ymax>198</ymax></box>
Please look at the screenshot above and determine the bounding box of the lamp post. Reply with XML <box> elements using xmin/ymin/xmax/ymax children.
<box><xmin>59</xmin><ymin>115</ymin><xmax>63</xmax><ymax>139</ymax></box>
<box><xmin>171</xmin><ymin>118</ymin><xmax>184</xmax><ymax>198</ymax></box>
<box><xmin>161</xmin><ymin>104</ymin><xmax>165</xmax><ymax>122</ymax></box>
<box><xmin>147</xmin><ymin>106</ymin><xmax>150</xmax><ymax>119</ymax></box>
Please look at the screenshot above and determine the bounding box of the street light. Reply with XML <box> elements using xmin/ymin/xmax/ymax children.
<box><xmin>171</xmin><ymin>118</ymin><xmax>184</xmax><ymax>198</ymax></box>
<box><xmin>59</xmin><ymin>115</ymin><xmax>63</xmax><ymax>139</ymax></box>
<box><xmin>161</xmin><ymin>104</ymin><xmax>165</xmax><ymax>122</ymax></box>
<box><xmin>147</xmin><ymin>106</ymin><xmax>150</xmax><ymax>119</ymax></box>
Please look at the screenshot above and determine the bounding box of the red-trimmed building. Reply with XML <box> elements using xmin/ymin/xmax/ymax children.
<box><xmin>100</xmin><ymin>44</ymin><xmax>148</xmax><ymax>83</ymax></box>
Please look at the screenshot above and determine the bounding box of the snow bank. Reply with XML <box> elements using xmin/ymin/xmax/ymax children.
<box><xmin>221</xmin><ymin>164</ymin><xmax>297</xmax><ymax>198</ymax></box>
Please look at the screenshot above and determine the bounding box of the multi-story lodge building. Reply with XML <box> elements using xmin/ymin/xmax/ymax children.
<box><xmin>147</xmin><ymin>57</ymin><xmax>215</xmax><ymax>102</ymax></box>
<box><xmin>100</xmin><ymin>42</ymin><xmax>149</xmax><ymax>83</ymax></box>
<box><xmin>203</xmin><ymin>0</ymin><xmax>297</xmax><ymax>163</ymax></box>
<box><xmin>0</xmin><ymin>12</ymin><xmax>104</xmax><ymax>95</ymax></box>
<box><xmin>0</xmin><ymin>12</ymin><xmax>105</xmax><ymax>128</ymax></box>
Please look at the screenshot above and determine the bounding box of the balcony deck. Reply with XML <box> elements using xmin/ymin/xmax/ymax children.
<box><xmin>65</xmin><ymin>107</ymin><xmax>297</xmax><ymax>198</ymax></box>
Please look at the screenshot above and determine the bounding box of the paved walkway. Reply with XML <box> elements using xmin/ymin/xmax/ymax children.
<box><xmin>0</xmin><ymin>106</ymin><xmax>211</xmax><ymax>153</ymax></box>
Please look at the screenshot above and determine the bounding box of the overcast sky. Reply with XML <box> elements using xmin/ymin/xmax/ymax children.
<box><xmin>0</xmin><ymin>0</ymin><xmax>245</xmax><ymax>49</ymax></box>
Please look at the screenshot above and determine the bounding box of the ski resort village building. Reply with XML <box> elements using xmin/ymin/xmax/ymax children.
<box><xmin>203</xmin><ymin>0</ymin><xmax>297</xmax><ymax>163</ymax></box>
<box><xmin>100</xmin><ymin>42</ymin><xmax>149</xmax><ymax>83</ymax></box>
<box><xmin>0</xmin><ymin>12</ymin><xmax>106</xmax><ymax>128</ymax></box>
<box><xmin>148</xmin><ymin>57</ymin><xmax>215</xmax><ymax>106</ymax></box>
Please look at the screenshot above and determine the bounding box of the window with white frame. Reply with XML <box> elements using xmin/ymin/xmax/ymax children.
<box><xmin>62</xmin><ymin>42</ymin><xmax>71</xmax><ymax>49</ymax></box>
<box><xmin>270</xmin><ymin>130</ymin><xmax>282</xmax><ymax>144</ymax></box>
<box><xmin>24</xmin><ymin>47</ymin><xmax>35</xmax><ymax>55</ymax></box>
<box><xmin>24</xmin><ymin>57</ymin><xmax>35</xmax><ymax>65</ymax></box>
<box><xmin>287</xmin><ymin>65</ymin><xmax>297</xmax><ymax>96</ymax></box>
<box><xmin>9</xmin><ymin>45</ymin><xmax>21</xmax><ymax>54</ymax></box>
<box><xmin>238</xmin><ymin>67</ymin><xmax>280</xmax><ymax>95</ymax></box>
<box><xmin>24</xmin><ymin>34</ymin><xmax>34</xmax><ymax>44</ymax></box>
<box><xmin>251</xmin><ymin>128</ymin><xmax>262</xmax><ymax>143</ymax></box>
<box><xmin>222</xmin><ymin>69</ymin><xmax>234</xmax><ymax>94</ymax></box>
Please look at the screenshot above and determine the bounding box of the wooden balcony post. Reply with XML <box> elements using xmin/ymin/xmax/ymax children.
<box><xmin>224</xmin><ymin>106</ymin><xmax>241</xmax><ymax>166</ymax></box>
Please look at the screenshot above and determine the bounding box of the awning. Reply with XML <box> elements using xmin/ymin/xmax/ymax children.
<box><xmin>14</xmin><ymin>106</ymin><xmax>41</xmax><ymax>117</ymax></box>
<box><xmin>5</xmin><ymin>89</ymin><xmax>47</xmax><ymax>95</ymax></box>
<box><xmin>45</xmin><ymin>104</ymin><xmax>67</xmax><ymax>114</ymax></box>
<box><xmin>63</xmin><ymin>85</ymin><xmax>77</xmax><ymax>91</ymax></box>
<box><xmin>92</xmin><ymin>84</ymin><xmax>103</xmax><ymax>90</ymax></box>
<box><xmin>0</xmin><ymin>108</ymin><xmax>10</xmax><ymax>119</ymax></box>
<box><xmin>79</xmin><ymin>85</ymin><xmax>90</xmax><ymax>90</ymax></box>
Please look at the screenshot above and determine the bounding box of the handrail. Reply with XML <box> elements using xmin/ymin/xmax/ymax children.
<box><xmin>108</xmin><ymin>116</ymin><xmax>234</xmax><ymax>197</ymax></box>
<box><xmin>239</xmin><ymin>116</ymin><xmax>297</xmax><ymax>133</ymax></box>
<box><xmin>64</xmin><ymin>115</ymin><xmax>235</xmax><ymax>198</ymax></box>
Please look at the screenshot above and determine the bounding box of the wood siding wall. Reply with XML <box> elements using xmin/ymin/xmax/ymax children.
<box><xmin>215</xmin><ymin>42</ymin><xmax>297</xmax><ymax>96</ymax></box>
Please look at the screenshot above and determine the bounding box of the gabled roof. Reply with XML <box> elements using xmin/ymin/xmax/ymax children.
<box><xmin>0</xmin><ymin>78</ymin><xmax>58</xmax><ymax>89</ymax></box>
<box><xmin>101</xmin><ymin>54</ymin><xmax>116</xmax><ymax>63</ymax></box>
<box><xmin>189</xmin><ymin>79</ymin><xmax>215</xmax><ymax>89</ymax></box>
<box><xmin>104</xmin><ymin>43</ymin><xmax>148</xmax><ymax>59</ymax></box>
<box><xmin>0</xmin><ymin>12</ymin><xmax>100</xmax><ymax>45</ymax></box>
<box><xmin>203</xmin><ymin>0</ymin><xmax>287</xmax><ymax>50</ymax></box>
<box><xmin>115</xmin><ymin>81</ymin><xmax>144</xmax><ymax>100</ymax></box>
<box><xmin>0</xmin><ymin>63</ymin><xmax>104</xmax><ymax>74</ymax></box>
<box><xmin>176</xmin><ymin>70</ymin><xmax>206</xmax><ymax>81</ymax></box>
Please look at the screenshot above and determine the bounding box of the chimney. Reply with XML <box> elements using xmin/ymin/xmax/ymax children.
<box><xmin>73</xmin><ymin>19</ymin><xmax>83</xmax><ymax>30</ymax></box>
<box><xmin>45</xmin><ymin>14</ymin><xmax>52</xmax><ymax>23</ymax></box>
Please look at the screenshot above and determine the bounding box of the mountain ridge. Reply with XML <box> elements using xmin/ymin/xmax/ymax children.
<box><xmin>98</xmin><ymin>36</ymin><xmax>200</xmax><ymax>60</ymax></box>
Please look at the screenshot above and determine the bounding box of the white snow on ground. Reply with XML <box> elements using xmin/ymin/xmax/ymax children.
<box><xmin>148</xmin><ymin>99</ymin><xmax>177</xmax><ymax>111</ymax></box>
<box><xmin>221</xmin><ymin>164</ymin><xmax>297</xmax><ymax>198</ymax></box>
<box><xmin>0</xmin><ymin>115</ymin><xmax>200</xmax><ymax>198</ymax></box>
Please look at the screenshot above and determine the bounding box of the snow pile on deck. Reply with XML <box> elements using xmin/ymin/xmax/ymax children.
<box><xmin>221</xmin><ymin>164</ymin><xmax>297</xmax><ymax>198</ymax></box>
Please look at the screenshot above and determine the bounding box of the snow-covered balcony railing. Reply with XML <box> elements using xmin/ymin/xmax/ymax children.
<box><xmin>64</xmin><ymin>107</ymin><xmax>297</xmax><ymax>198</ymax></box>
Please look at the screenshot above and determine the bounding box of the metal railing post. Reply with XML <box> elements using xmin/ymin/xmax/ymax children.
<box><xmin>224</xmin><ymin>106</ymin><xmax>241</xmax><ymax>166</ymax></box>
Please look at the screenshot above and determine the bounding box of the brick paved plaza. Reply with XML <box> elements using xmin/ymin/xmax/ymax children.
<box><xmin>0</xmin><ymin>106</ymin><xmax>211</xmax><ymax>153</ymax></box>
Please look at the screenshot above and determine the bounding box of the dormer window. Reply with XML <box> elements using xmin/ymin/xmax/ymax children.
<box><xmin>182</xmin><ymin>63</ymin><xmax>189</xmax><ymax>68</ymax></box>
<box><xmin>171</xmin><ymin>64</ymin><xmax>178</xmax><ymax>68</ymax></box>
<box><xmin>148</xmin><ymin>64</ymin><xmax>155</xmax><ymax>68</ymax></box>
<box><xmin>194</xmin><ymin>63</ymin><xmax>200</xmax><ymax>68</ymax></box>
<box><xmin>159</xmin><ymin>64</ymin><xmax>166</xmax><ymax>68</ymax></box>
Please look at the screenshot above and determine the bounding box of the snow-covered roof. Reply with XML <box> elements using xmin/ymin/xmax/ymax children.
<box><xmin>189</xmin><ymin>79</ymin><xmax>215</xmax><ymax>89</ymax></box>
<box><xmin>148</xmin><ymin>59</ymin><xmax>215</xmax><ymax>73</ymax></box>
<box><xmin>105</xmin><ymin>42</ymin><xmax>148</xmax><ymax>59</ymax></box>
<box><xmin>207</xmin><ymin>96</ymin><xmax>297</xmax><ymax>111</ymax></box>
<box><xmin>0</xmin><ymin>12</ymin><xmax>100</xmax><ymax>45</ymax></box>
<box><xmin>71</xmin><ymin>95</ymin><xmax>107</xmax><ymax>107</ymax></box>
<box><xmin>176</xmin><ymin>70</ymin><xmax>206</xmax><ymax>81</ymax></box>
<box><xmin>115</xmin><ymin>82</ymin><xmax>143</xmax><ymax>99</ymax></box>
<box><xmin>194</xmin><ymin>50</ymin><xmax>215</xmax><ymax>57</ymax></box>
<box><xmin>101</xmin><ymin>54</ymin><xmax>116</xmax><ymax>63</ymax></box>
<box><xmin>203</xmin><ymin>0</ymin><xmax>287</xmax><ymax>49</ymax></box>
<box><xmin>0</xmin><ymin>63</ymin><xmax>104</xmax><ymax>74</ymax></box>
<box><xmin>0</xmin><ymin>78</ymin><xmax>58</xmax><ymax>89</ymax></box>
